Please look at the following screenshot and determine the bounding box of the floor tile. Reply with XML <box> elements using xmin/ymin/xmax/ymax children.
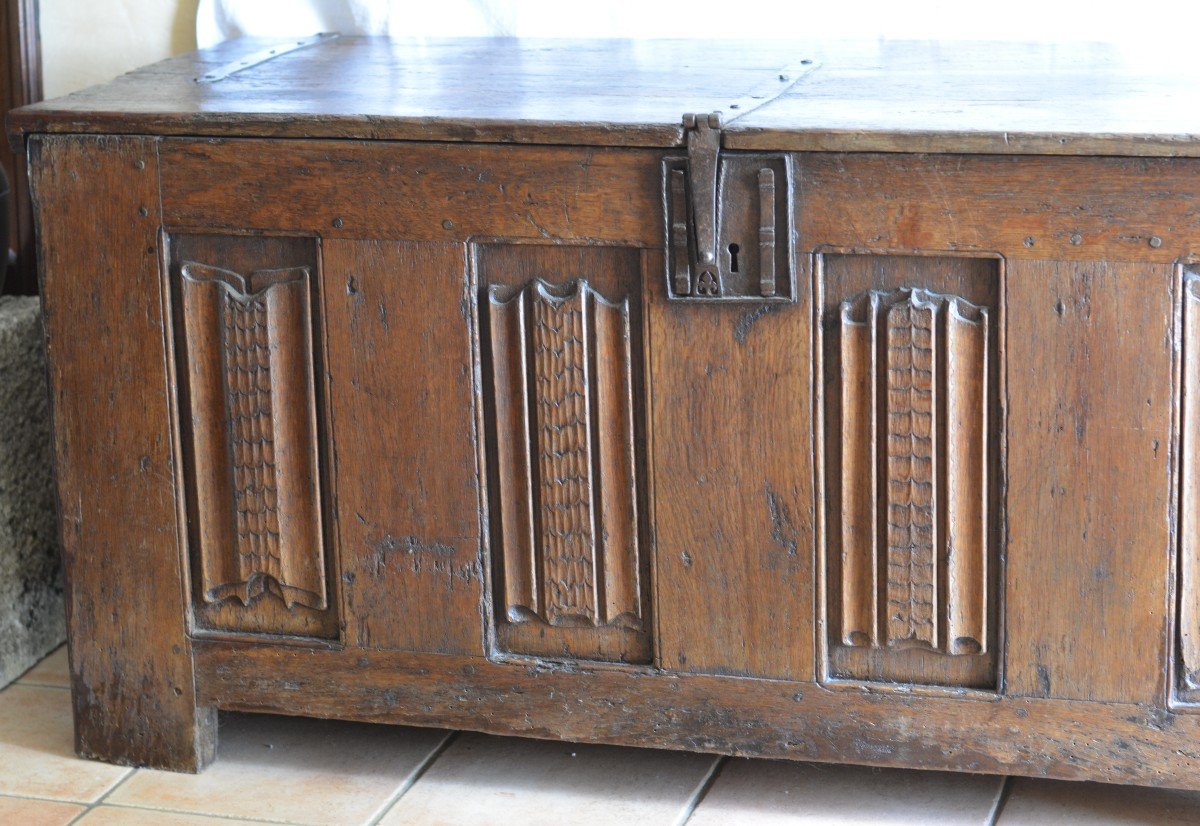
<box><xmin>19</xmin><ymin>645</ymin><xmax>71</xmax><ymax>689</ymax></box>
<box><xmin>0</xmin><ymin>794</ymin><xmax>85</xmax><ymax>826</ymax></box>
<box><xmin>688</xmin><ymin>758</ymin><xmax>1005</xmax><ymax>825</ymax></box>
<box><xmin>0</xmin><ymin>684</ymin><xmax>131</xmax><ymax>803</ymax></box>
<box><xmin>999</xmin><ymin>777</ymin><xmax>1200</xmax><ymax>824</ymax></box>
<box><xmin>78</xmin><ymin>805</ymin><xmax>266</xmax><ymax>825</ymax></box>
<box><xmin>108</xmin><ymin>712</ymin><xmax>451</xmax><ymax>826</ymax></box>
<box><xmin>379</xmin><ymin>731</ymin><xmax>719</xmax><ymax>826</ymax></box>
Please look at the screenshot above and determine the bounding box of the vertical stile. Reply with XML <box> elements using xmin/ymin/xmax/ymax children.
<box><xmin>488</xmin><ymin>287</ymin><xmax>539</xmax><ymax>621</ymax></box>
<box><xmin>945</xmin><ymin>300</ymin><xmax>989</xmax><ymax>654</ymax></box>
<box><xmin>594</xmin><ymin>293</ymin><xmax>641</xmax><ymax>625</ymax></box>
<box><xmin>264</xmin><ymin>274</ymin><xmax>325</xmax><ymax>608</ymax></box>
<box><xmin>181</xmin><ymin>271</ymin><xmax>238</xmax><ymax>600</ymax></box>
<box><xmin>839</xmin><ymin>295</ymin><xmax>879</xmax><ymax>646</ymax></box>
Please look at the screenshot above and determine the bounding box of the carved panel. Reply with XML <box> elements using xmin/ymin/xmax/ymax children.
<box><xmin>479</xmin><ymin>244</ymin><xmax>649</xmax><ymax>664</ymax></box>
<box><xmin>1179</xmin><ymin>271</ymin><xmax>1200</xmax><ymax>700</ymax></box>
<box><xmin>822</xmin><ymin>254</ymin><xmax>1000</xmax><ymax>688</ymax></box>
<box><xmin>171</xmin><ymin>234</ymin><xmax>336</xmax><ymax>639</ymax></box>
<box><xmin>530</xmin><ymin>285</ymin><xmax>601</xmax><ymax>625</ymax></box>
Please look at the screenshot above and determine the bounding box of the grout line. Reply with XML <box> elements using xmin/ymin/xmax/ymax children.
<box><xmin>675</xmin><ymin>755</ymin><xmax>728</xmax><ymax>826</ymax></box>
<box><xmin>90</xmin><ymin>763</ymin><xmax>137</xmax><ymax>807</ymax></box>
<box><xmin>0</xmin><ymin>791</ymin><xmax>95</xmax><ymax>806</ymax></box>
<box><xmin>65</xmin><ymin>767</ymin><xmax>138</xmax><ymax>825</ymax></box>
<box><xmin>79</xmin><ymin>800</ymin><xmax>297</xmax><ymax>824</ymax></box>
<box><xmin>367</xmin><ymin>729</ymin><xmax>460</xmax><ymax>826</ymax></box>
<box><xmin>986</xmin><ymin>776</ymin><xmax>1014</xmax><ymax>826</ymax></box>
<box><xmin>65</xmin><ymin>804</ymin><xmax>95</xmax><ymax>825</ymax></box>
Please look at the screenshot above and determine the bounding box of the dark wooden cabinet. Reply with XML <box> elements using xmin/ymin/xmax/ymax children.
<box><xmin>12</xmin><ymin>36</ymin><xmax>1200</xmax><ymax>787</ymax></box>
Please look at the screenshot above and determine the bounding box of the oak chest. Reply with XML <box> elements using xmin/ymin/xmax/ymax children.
<box><xmin>11</xmin><ymin>35</ymin><xmax>1200</xmax><ymax>788</ymax></box>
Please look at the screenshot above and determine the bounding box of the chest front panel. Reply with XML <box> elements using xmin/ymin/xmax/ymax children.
<box><xmin>32</xmin><ymin>132</ymin><xmax>1200</xmax><ymax>785</ymax></box>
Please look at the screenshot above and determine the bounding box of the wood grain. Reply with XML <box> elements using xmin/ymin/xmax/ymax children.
<box><xmin>168</xmin><ymin>234</ymin><xmax>336</xmax><ymax>640</ymax></box>
<box><xmin>30</xmin><ymin>135</ymin><xmax>215</xmax><ymax>770</ymax></box>
<box><xmin>650</xmin><ymin>251</ymin><xmax>815</xmax><ymax>680</ymax></box>
<box><xmin>0</xmin><ymin>0</ymin><xmax>40</xmax><ymax>294</ymax></box>
<box><xmin>477</xmin><ymin>244</ymin><xmax>650</xmax><ymax>664</ymax></box>
<box><xmin>15</xmin><ymin>38</ymin><xmax>1200</xmax><ymax>158</ymax></box>
<box><xmin>177</xmin><ymin>263</ymin><xmax>330</xmax><ymax>623</ymax></box>
<box><xmin>1005</xmin><ymin>259</ymin><xmax>1172</xmax><ymax>703</ymax></box>
<box><xmin>486</xmin><ymin>280</ymin><xmax>642</xmax><ymax>633</ymax></box>
<box><xmin>945</xmin><ymin>301</ymin><xmax>989</xmax><ymax>656</ymax></box>
<box><xmin>158</xmin><ymin>138</ymin><xmax>662</xmax><ymax>246</ymax></box>
<box><xmin>488</xmin><ymin>288</ymin><xmax>537</xmax><ymax>621</ymax></box>
<box><xmin>321</xmin><ymin>239</ymin><xmax>485</xmax><ymax>654</ymax></box>
<box><xmin>837</xmin><ymin>297</ymin><xmax>877</xmax><ymax>647</ymax></box>
<box><xmin>1180</xmin><ymin>270</ymin><xmax>1200</xmax><ymax>696</ymax></box>
<box><xmin>23</xmin><ymin>36</ymin><xmax>1200</xmax><ymax>785</ymax></box>
<box><xmin>730</xmin><ymin>40</ymin><xmax>1200</xmax><ymax>157</ymax></box>
<box><xmin>194</xmin><ymin>642</ymin><xmax>1200</xmax><ymax>792</ymax></box>
<box><xmin>8</xmin><ymin>36</ymin><xmax>812</xmax><ymax>150</ymax></box>
<box><xmin>819</xmin><ymin>254</ymin><xmax>1000</xmax><ymax>689</ymax></box>
<box><xmin>797</xmin><ymin>153</ymin><xmax>1200</xmax><ymax>264</ymax></box>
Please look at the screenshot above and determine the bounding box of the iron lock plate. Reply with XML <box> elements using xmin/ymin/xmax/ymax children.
<box><xmin>663</xmin><ymin>113</ymin><xmax>795</xmax><ymax>303</ymax></box>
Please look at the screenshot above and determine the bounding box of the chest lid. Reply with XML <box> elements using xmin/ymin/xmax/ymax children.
<box><xmin>10</xmin><ymin>35</ymin><xmax>1200</xmax><ymax>157</ymax></box>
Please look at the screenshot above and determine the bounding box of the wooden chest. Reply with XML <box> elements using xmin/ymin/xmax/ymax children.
<box><xmin>12</xmin><ymin>35</ymin><xmax>1200</xmax><ymax>788</ymax></box>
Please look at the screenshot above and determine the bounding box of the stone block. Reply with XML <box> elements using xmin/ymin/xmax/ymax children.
<box><xmin>0</xmin><ymin>295</ymin><xmax>64</xmax><ymax>687</ymax></box>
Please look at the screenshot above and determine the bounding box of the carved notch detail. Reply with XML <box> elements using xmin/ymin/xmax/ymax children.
<box><xmin>487</xmin><ymin>279</ymin><xmax>642</xmax><ymax>632</ymax></box>
<box><xmin>835</xmin><ymin>288</ymin><xmax>990</xmax><ymax>656</ymax></box>
<box><xmin>179</xmin><ymin>262</ymin><xmax>327</xmax><ymax>612</ymax></box>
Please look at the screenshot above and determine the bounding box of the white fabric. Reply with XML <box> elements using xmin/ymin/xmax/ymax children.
<box><xmin>196</xmin><ymin>0</ymin><xmax>1200</xmax><ymax>49</ymax></box>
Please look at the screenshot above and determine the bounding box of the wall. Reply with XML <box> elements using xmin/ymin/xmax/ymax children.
<box><xmin>40</xmin><ymin>0</ymin><xmax>198</xmax><ymax>99</ymax></box>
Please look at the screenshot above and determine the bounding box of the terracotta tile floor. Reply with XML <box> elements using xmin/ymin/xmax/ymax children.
<box><xmin>4</xmin><ymin>648</ymin><xmax>1200</xmax><ymax>825</ymax></box>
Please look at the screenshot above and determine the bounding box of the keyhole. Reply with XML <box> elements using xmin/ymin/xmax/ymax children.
<box><xmin>728</xmin><ymin>242</ymin><xmax>740</xmax><ymax>273</ymax></box>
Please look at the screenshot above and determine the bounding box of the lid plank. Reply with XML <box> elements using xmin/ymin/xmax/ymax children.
<box><xmin>10</xmin><ymin>36</ymin><xmax>1200</xmax><ymax>156</ymax></box>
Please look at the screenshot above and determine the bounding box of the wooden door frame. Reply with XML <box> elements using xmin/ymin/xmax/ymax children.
<box><xmin>2</xmin><ymin>0</ymin><xmax>41</xmax><ymax>295</ymax></box>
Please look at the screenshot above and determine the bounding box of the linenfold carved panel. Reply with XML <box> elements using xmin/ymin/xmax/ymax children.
<box><xmin>489</xmin><ymin>279</ymin><xmax>641</xmax><ymax>630</ymax></box>
<box><xmin>182</xmin><ymin>263</ymin><xmax>325</xmax><ymax>609</ymax></box>
<box><xmin>1178</xmin><ymin>271</ymin><xmax>1200</xmax><ymax>699</ymax></box>
<box><xmin>171</xmin><ymin>234</ymin><xmax>335</xmax><ymax>639</ymax></box>
<box><xmin>822</xmin><ymin>253</ymin><xmax>1000</xmax><ymax>689</ymax></box>
<box><xmin>837</xmin><ymin>288</ymin><xmax>988</xmax><ymax>656</ymax></box>
<box><xmin>479</xmin><ymin>244</ymin><xmax>650</xmax><ymax>665</ymax></box>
